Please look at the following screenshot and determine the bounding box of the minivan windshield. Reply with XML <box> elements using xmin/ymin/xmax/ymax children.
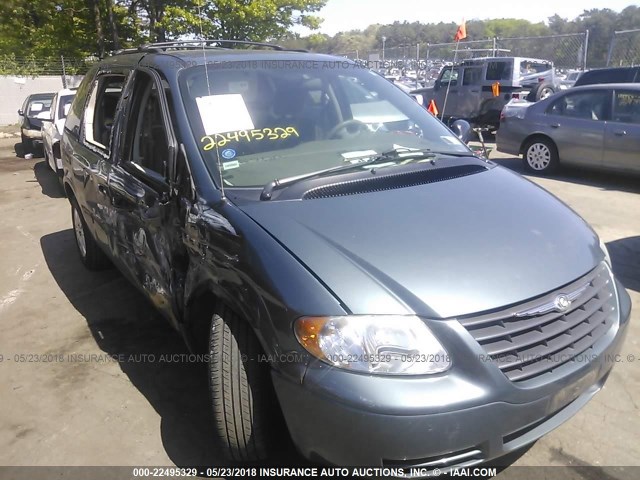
<box><xmin>180</xmin><ymin>61</ymin><xmax>469</xmax><ymax>188</ymax></box>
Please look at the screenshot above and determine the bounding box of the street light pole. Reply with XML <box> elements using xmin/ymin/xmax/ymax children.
<box><xmin>382</xmin><ymin>36</ymin><xmax>386</xmax><ymax>65</ymax></box>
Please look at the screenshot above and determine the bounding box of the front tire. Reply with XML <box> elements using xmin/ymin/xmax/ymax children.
<box><xmin>21</xmin><ymin>134</ymin><xmax>33</xmax><ymax>156</ymax></box>
<box><xmin>71</xmin><ymin>199</ymin><xmax>110</xmax><ymax>270</ymax></box>
<box><xmin>523</xmin><ymin>137</ymin><xmax>559</xmax><ymax>174</ymax></box>
<box><xmin>208</xmin><ymin>305</ymin><xmax>276</xmax><ymax>462</ymax></box>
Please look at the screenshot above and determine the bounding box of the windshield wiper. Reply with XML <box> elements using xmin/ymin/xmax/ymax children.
<box><xmin>259</xmin><ymin>148</ymin><xmax>436</xmax><ymax>200</ymax></box>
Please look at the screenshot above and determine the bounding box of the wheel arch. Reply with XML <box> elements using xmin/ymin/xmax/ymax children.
<box><xmin>182</xmin><ymin>278</ymin><xmax>274</xmax><ymax>358</ymax></box>
<box><xmin>52</xmin><ymin>141</ymin><xmax>61</xmax><ymax>159</ymax></box>
<box><xmin>64</xmin><ymin>181</ymin><xmax>76</xmax><ymax>202</ymax></box>
<box><xmin>520</xmin><ymin>133</ymin><xmax>558</xmax><ymax>157</ymax></box>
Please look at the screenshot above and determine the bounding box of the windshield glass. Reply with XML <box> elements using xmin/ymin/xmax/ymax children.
<box><xmin>180</xmin><ymin>61</ymin><xmax>469</xmax><ymax>188</ymax></box>
<box><xmin>59</xmin><ymin>94</ymin><xmax>75</xmax><ymax>119</ymax></box>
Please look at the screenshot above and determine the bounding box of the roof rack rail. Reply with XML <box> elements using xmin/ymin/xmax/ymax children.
<box><xmin>113</xmin><ymin>40</ymin><xmax>288</xmax><ymax>55</ymax></box>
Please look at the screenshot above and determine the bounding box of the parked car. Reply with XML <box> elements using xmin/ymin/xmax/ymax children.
<box><xmin>411</xmin><ymin>57</ymin><xmax>560</xmax><ymax>129</ymax></box>
<box><xmin>18</xmin><ymin>92</ymin><xmax>55</xmax><ymax>154</ymax></box>
<box><xmin>496</xmin><ymin>83</ymin><xmax>640</xmax><ymax>175</ymax></box>
<box><xmin>574</xmin><ymin>66</ymin><xmax>640</xmax><ymax>87</ymax></box>
<box><xmin>62</xmin><ymin>42</ymin><xmax>630</xmax><ymax>468</ymax></box>
<box><xmin>42</xmin><ymin>88</ymin><xmax>76</xmax><ymax>177</ymax></box>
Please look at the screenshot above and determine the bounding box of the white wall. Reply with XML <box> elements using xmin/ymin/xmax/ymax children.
<box><xmin>0</xmin><ymin>75</ymin><xmax>84</xmax><ymax>126</ymax></box>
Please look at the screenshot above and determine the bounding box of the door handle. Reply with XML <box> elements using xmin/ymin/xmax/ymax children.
<box><xmin>614</xmin><ymin>130</ymin><xmax>627</xmax><ymax>136</ymax></box>
<box><xmin>110</xmin><ymin>184</ymin><xmax>144</xmax><ymax>210</ymax></box>
<box><xmin>550</xmin><ymin>123</ymin><xmax>560</xmax><ymax>128</ymax></box>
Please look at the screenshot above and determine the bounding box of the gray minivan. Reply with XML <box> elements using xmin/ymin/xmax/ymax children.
<box><xmin>62</xmin><ymin>42</ymin><xmax>631</xmax><ymax>469</ymax></box>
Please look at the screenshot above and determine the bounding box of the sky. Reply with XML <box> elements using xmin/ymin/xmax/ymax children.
<box><xmin>302</xmin><ymin>0</ymin><xmax>634</xmax><ymax>36</ymax></box>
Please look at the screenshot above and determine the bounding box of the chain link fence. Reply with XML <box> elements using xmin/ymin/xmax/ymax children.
<box><xmin>607</xmin><ymin>29</ymin><xmax>640</xmax><ymax>67</ymax></box>
<box><xmin>494</xmin><ymin>33</ymin><xmax>588</xmax><ymax>70</ymax></box>
<box><xmin>0</xmin><ymin>55</ymin><xmax>95</xmax><ymax>76</ymax></box>
<box><xmin>339</xmin><ymin>32</ymin><xmax>589</xmax><ymax>86</ymax></box>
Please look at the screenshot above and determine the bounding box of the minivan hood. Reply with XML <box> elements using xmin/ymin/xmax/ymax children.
<box><xmin>240</xmin><ymin>166</ymin><xmax>601</xmax><ymax>318</ymax></box>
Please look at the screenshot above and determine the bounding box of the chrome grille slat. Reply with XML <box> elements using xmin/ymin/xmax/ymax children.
<box><xmin>458</xmin><ymin>263</ymin><xmax>618</xmax><ymax>382</ymax></box>
<box><xmin>472</xmin><ymin>289</ymin><xmax>610</xmax><ymax>343</ymax></box>
<box><xmin>491</xmin><ymin>309</ymin><xmax>611</xmax><ymax>368</ymax></box>
<box><xmin>481</xmin><ymin>294</ymin><xmax>611</xmax><ymax>355</ymax></box>
<box><xmin>504</xmin><ymin>321</ymin><xmax>612</xmax><ymax>381</ymax></box>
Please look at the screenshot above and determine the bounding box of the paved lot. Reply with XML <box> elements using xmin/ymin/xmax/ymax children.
<box><xmin>0</xmin><ymin>137</ymin><xmax>638</xmax><ymax>475</ymax></box>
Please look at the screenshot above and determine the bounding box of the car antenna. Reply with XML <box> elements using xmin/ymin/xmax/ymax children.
<box><xmin>197</xmin><ymin>5</ymin><xmax>226</xmax><ymax>201</ymax></box>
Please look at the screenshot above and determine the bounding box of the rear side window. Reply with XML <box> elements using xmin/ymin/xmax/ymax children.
<box><xmin>463</xmin><ymin>67</ymin><xmax>482</xmax><ymax>85</ymax></box>
<box><xmin>547</xmin><ymin>90</ymin><xmax>610</xmax><ymax>121</ymax></box>
<box><xmin>486</xmin><ymin>62</ymin><xmax>512</xmax><ymax>81</ymax></box>
<box><xmin>612</xmin><ymin>90</ymin><xmax>640</xmax><ymax>124</ymax></box>
<box><xmin>519</xmin><ymin>62</ymin><xmax>552</xmax><ymax>75</ymax></box>
<box><xmin>83</xmin><ymin>74</ymin><xmax>126</xmax><ymax>152</ymax></box>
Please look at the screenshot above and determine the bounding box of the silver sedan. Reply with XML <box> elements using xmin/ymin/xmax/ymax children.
<box><xmin>496</xmin><ymin>83</ymin><xmax>640</xmax><ymax>175</ymax></box>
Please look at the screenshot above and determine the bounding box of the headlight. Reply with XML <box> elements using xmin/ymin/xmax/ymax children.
<box><xmin>294</xmin><ymin>315</ymin><xmax>451</xmax><ymax>375</ymax></box>
<box><xmin>599</xmin><ymin>238</ymin><xmax>611</xmax><ymax>267</ymax></box>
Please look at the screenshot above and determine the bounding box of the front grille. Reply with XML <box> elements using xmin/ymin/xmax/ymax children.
<box><xmin>459</xmin><ymin>263</ymin><xmax>618</xmax><ymax>382</ymax></box>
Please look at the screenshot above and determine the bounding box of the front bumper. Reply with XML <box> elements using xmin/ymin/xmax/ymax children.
<box><xmin>21</xmin><ymin>128</ymin><xmax>43</xmax><ymax>141</ymax></box>
<box><xmin>273</xmin><ymin>280</ymin><xmax>631</xmax><ymax>468</ymax></box>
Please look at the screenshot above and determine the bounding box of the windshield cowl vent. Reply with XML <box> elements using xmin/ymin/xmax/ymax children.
<box><xmin>302</xmin><ymin>164</ymin><xmax>488</xmax><ymax>200</ymax></box>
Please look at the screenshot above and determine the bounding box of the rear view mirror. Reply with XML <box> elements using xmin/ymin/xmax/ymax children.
<box><xmin>450</xmin><ymin>119</ymin><xmax>473</xmax><ymax>144</ymax></box>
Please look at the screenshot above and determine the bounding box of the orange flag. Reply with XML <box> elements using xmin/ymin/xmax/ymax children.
<box><xmin>454</xmin><ymin>20</ymin><xmax>467</xmax><ymax>42</ymax></box>
<box><xmin>491</xmin><ymin>81</ymin><xmax>500</xmax><ymax>97</ymax></box>
<box><xmin>427</xmin><ymin>99</ymin><xmax>439</xmax><ymax>115</ymax></box>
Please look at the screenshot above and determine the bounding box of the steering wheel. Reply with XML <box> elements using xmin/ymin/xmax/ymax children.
<box><xmin>326</xmin><ymin>119</ymin><xmax>369</xmax><ymax>139</ymax></box>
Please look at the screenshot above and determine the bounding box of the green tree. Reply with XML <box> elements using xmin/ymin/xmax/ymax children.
<box><xmin>158</xmin><ymin>0</ymin><xmax>325</xmax><ymax>41</ymax></box>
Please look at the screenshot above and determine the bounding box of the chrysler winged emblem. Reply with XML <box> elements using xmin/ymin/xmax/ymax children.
<box><xmin>553</xmin><ymin>294</ymin><xmax>571</xmax><ymax>312</ymax></box>
<box><xmin>515</xmin><ymin>283</ymin><xmax>589</xmax><ymax>317</ymax></box>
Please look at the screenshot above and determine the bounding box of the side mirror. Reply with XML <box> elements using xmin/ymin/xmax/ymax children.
<box><xmin>433</xmin><ymin>81</ymin><xmax>440</xmax><ymax>91</ymax></box>
<box><xmin>450</xmin><ymin>119</ymin><xmax>473</xmax><ymax>144</ymax></box>
<box><xmin>17</xmin><ymin>109</ymin><xmax>24</xmax><ymax>116</ymax></box>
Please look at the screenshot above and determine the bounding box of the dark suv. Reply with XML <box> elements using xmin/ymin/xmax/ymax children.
<box><xmin>574</xmin><ymin>66</ymin><xmax>640</xmax><ymax>87</ymax></box>
<box><xmin>62</xmin><ymin>41</ymin><xmax>630</xmax><ymax>469</ymax></box>
<box><xmin>18</xmin><ymin>92</ymin><xmax>55</xmax><ymax>154</ymax></box>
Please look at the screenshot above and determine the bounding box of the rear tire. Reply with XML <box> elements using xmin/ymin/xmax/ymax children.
<box><xmin>71</xmin><ymin>199</ymin><xmax>110</xmax><ymax>270</ymax></box>
<box><xmin>208</xmin><ymin>305</ymin><xmax>276</xmax><ymax>462</ymax></box>
<box><xmin>523</xmin><ymin>137</ymin><xmax>559</xmax><ymax>174</ymax></box>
